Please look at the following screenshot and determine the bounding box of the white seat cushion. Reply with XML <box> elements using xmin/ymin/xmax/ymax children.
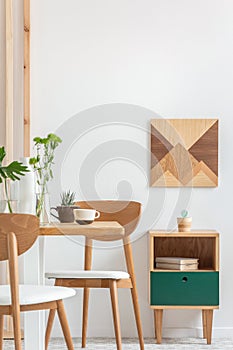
<box><xmin>45</xmin><ymin>270</ymin><xmax>130</xmax><ymax>280</ymax></box>
<box><xmin>0</xmin><ymin>285</ymin><xmax>76</xmax><ymax>306</ymax></box>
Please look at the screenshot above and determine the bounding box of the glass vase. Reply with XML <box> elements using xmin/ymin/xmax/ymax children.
<box><xmin>0</xmin><ymin>183</ymin><xmax>6</xmax><ymax>213</ymax></box>
<box><xmin>1</xmin><ymin>180</ymin><xmax>19</xmax><ymax>213</ymax></box>
<box><xmin>36</xmin><ymin>183</ymin><xmax>51</xmax><ymax>225</ymax></box>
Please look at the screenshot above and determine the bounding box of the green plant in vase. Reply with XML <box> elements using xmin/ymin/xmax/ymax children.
<box><xmin>0</xmin><ymin>146</ymin><xmax>29</xmax><ymax>213</ymax></box>
<box><xmin>29</xmin><ymin>133</ymin><xmax>62</xmax><ymax>223</ymax></box>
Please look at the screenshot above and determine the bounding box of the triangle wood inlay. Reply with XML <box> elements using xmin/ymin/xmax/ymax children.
<box><xmin>150</xmin><ymin>119</ymin><xmax>218</xmax><ymax>187</ymax></box>
<box><xmin>151</xmin><ymin>124</ymin><xmax>173</xmax><ymax>168</ymax></box>
<box><xmin>188</xmin><ymin>121</ymin><xmax>218</xmax><ymax>176</ymax></box>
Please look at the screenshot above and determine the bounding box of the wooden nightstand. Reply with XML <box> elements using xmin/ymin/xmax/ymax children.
<box><xmin>149</xmin><ymin>230</ymin><xmax>219</xmax><ymax>345</ymax></box>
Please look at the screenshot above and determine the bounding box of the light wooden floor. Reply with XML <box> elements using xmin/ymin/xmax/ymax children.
<box><xmin>3</xmin><ymin>338</ymin><xmax>233</xmax><ymax>349</ymax></box>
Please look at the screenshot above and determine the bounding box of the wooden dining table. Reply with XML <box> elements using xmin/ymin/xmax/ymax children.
<box><xmin>23</xmin><ymin>221</ymin><xmax>125</xmax><ymax>350</ymax></box>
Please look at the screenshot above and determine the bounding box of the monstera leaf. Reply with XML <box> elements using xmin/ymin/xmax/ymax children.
<box><xmin>0</xmin><ymin>146</ymin><xmax>29</xmax><ymax>183</ymax></box>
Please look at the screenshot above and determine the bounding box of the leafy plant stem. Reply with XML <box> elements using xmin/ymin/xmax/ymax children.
<box><xmin>36</xmin><ymin>172</ymin><xmax>47</xmax><ymax>218</ymax></box>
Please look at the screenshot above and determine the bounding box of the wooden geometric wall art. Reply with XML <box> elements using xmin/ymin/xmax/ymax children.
<box><xmin>151</xmin><ymin>119</ymin><xmax>218</xmax><ymax>187</ymax></box>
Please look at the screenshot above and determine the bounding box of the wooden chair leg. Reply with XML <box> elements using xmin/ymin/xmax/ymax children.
<box><xmin>202</xmin><ymin>310</ymin><xmax>207</xmax><ymax>339</ymax></box>
<box><xmin>57</xmin><ymin>300</ymin><xmax>74</xmax><ymax>350</ymax></box>
<box><xmin>7</xmin><ymin>232</ymin><xmax>22</xmax><ymax>350</ymax></box>
<box><xmin>0</xmin><ymin>315</ymin><xmax>4</xmax><ymax>350</ymax></box>
<box><xmin>130</xmin><ymin>287</ymin><xmax>144</xmax><ymax>350</ymax></box>
<box><xmin>110</xmin><ymin>280</ymin><xmax>122</xmax><ymax>350</ymax></box>
<box><xmin>12</xmin><ymin>310</ymin><xmax>22</xmax><ymax>350</ymax></box>
<box><xmin>154</xmin><ymin>309</ymin><xmax>163</xmax><ymax>344</ymax></box>
<box><xmin>206</xmin><ymin>309</ymin><xmax>213</xmax><ymax>345</ymax></box>
<box><xmin>82</xmin><ymin>288</ymin><xmax>90</xmax><ymax>348</ymax></box>
<box><xmin>123</xmin><ymin>238</ymin><xmax>144</xmax><ymax>350</ymax></box>
<box><xmin>82</xmin><ymin>237</ymin><xmax>93</xmax><ymax>348</ymax></box>
<box><xmin>45</xmin><ymin>309</ymin><xmax>56</xmax><ymax>350</ymax></box>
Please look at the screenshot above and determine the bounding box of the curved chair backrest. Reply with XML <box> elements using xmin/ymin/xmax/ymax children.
<box><xmin>75</xmin><ymin>201</ymin><xmax>141</xmax><ymax>237</ymax></box>
<box><xmin>0</xmin><ymin>214</ymin><xmax>39</xmax><ymax>261</ymax></box>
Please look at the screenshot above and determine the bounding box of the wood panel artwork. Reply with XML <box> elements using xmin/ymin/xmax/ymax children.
<box><xmin>150</xmin><ymin>119</ymin><xmax>218</xmax><ymax>187</ymax></box>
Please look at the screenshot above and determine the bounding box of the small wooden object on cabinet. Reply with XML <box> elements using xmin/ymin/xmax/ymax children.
<box><xmin>149</xmin><ymin>230</ymin><xmax>219</xmax><ymax>345</ymax></box>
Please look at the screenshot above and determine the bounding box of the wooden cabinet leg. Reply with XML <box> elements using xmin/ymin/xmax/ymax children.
<box><xmin>154</xmin><ymin>309</ymin><xmax>163</xmax><ymax>344</ymax></box>
<box><xmin>205</xmin><ymin>310</ymin><xmax>213</xmax><ymax>345</ymax></box>
<box><xmin>153</xmin><ymin>310</ymin><xmax>157</xmax><ymax>339</ymax></box>
<box><xmin>202</xmin><ymin>310</ymin><xmax>207</xmax><ymax>339</ymax></box>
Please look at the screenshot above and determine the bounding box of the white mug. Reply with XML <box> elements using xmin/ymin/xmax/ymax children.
<box><xmin>74</xmin><ymin>208</ymin><xmax>100</xmax><ymax>225</ymax></box>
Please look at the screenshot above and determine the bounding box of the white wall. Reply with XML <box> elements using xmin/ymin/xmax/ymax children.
<box><xmin>1</xmin><ymin>0</ymin><xmax>233</xmax><ymax>338</ymax></box>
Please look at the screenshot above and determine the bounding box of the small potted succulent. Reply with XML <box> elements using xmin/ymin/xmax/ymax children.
<box><xmin>177</xmin><ymin>209</ymin><xmax>192</xmax><ymax>232</ymax></box>
<box><xmin>50</xmin><ymin>190</ymin><xmax>79</xmax><ymax>223</ymax></box>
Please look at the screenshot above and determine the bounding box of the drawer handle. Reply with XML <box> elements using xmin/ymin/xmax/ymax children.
<box><xmin>182</xmin><ymin>277</ymin><xmax>188</xmax><ymax>283</ymax></box>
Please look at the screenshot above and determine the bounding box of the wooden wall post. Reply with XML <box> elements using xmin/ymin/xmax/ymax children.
<box><xmin>4</xmin><ymin>0</ymin><xmax>30</xmax><ymax>338</ymax></box>
<box><xmin>5</xmin><ymin>0</ymin><xmax>14</xmax><ymax>163</ymax></box>
<box><xmin>5</xmin><ymin>0</ymin><xmax>14</xmax><ymax>337</ymax></box>
<box><xmin>24</xmin><ymin>0</ymin><xmax>30</xmax><ymax>157</ymax></box>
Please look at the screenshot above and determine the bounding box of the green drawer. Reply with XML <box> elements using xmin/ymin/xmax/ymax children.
<box><xmin>150</xmin><ymin>271</ymin><xmax>219</xmax><ymax>306</ymax></box>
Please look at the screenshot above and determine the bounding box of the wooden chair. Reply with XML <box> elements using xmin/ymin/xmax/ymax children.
<box><xmin>0</xmin><ymin>213</ymin><xmax>76</xmax><ymax>350</ymax></box>
<box><xmin>45</xmin><ymin>201</ymin><xmax>144</xmax><ymax>350</ymax></box>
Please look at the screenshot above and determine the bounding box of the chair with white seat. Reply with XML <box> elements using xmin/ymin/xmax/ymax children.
<box><xmin>0</xmin><ymin>213</ymin><xmax>75</xmax><ymax>350</ymax></box>
<box><xmin>45</xmin><ymin>200</ymin><xmax>144</xmax><ymax>350</ymax></box>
